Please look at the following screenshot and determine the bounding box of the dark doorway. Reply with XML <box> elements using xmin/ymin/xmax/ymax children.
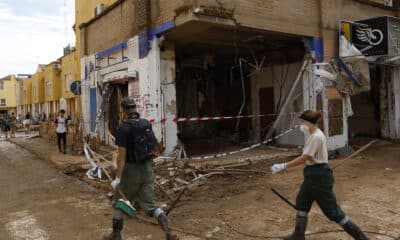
<box><xmin>108</xmin><ymin>83</ymin><xmax>128</xmax><ymax>136</ymax></box>
<box><xmin>259</xmin><ymin>87</ymin><xmax>274</xmax><ymax>140</ymax></box>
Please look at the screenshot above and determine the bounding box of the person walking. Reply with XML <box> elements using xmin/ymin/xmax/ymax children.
<box><xmin>9</xmin><ymin>112</ymin><xmax>17</xmax><ymax>138</ymax></box>
<box><xmin>55</xmin><ymin>109</ymin><xmax>68</xmax><ymax>154</ymax></box>
<box><xmin>104</xmin><ymin>97</ymin><xmax>178</xmax><ymax>240</ymax></box>
<box><xmin>271</xmin><ymin>110</ymin><xmax>369</xmax><ymax>240</ymax></box>
<box><xmin>0</xmin><ymin>114</ymin><xmax>11</xmax><ymax>139</ymax></box>
<box><xmin>24</xmin><ymin>111</ymin><xmax>31</xmax><ymax>132</ymax></box>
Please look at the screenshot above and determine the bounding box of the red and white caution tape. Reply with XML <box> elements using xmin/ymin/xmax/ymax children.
<box><xmin>188</xmin><ymin>125</ymin><xmax>299</xmax><ymax>160</ymax></box>
<box><xmin>149</xmin><ymin>113</ymin><xmax>299</xmax><ymax>124</ymax></box>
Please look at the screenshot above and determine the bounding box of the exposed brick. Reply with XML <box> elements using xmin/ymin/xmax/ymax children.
<box><xmin>81</xmin><ymin>0</ymin><xmax>399</xmax><ymax>57</ymax></box>
<box><xmin>83</xmin><ymin>0</ymin><xmax>138</xmax><ymax>55</ymax></box>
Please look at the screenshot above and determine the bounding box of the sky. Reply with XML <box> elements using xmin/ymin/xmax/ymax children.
<box><xmin>0</xmin><ymin>0</ymin><xmax>75</xmax><ymax>77</ymax></box>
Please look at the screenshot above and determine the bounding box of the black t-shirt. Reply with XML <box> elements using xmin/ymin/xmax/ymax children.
<box><xmin>116</xmin><ymin>121</ymin><xmax>133</xmax><ymax>161</ymax></box>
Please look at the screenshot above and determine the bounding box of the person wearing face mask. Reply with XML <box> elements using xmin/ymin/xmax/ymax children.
<box><xmin>271</xmin><ymin>110</ymin><xmax>369</xmax><ymax>240</ymax></box>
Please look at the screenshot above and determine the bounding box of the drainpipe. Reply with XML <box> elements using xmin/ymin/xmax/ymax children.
<box><xmin>265</xmin><ymin>57</ymin><xmax>310</xmax><ymax>140</ymax></box>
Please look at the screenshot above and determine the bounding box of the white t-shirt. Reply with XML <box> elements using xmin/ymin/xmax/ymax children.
<box><xmin>303</xmin><ymin>128</ymin><xmax>328</xmax><ymax>165</ymax></box>
<box><xmin>56</xmin><ymin>116</ymin><xmax>67</xmax><ymax>133</ymax></box>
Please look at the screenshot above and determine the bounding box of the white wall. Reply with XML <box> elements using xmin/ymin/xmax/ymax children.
<box><xmin>80</xmin><ymin>36</ymin><xmax>178</xmax><ymax>153</ymax></box>
<box><xmin>160</xmin><ymin>42</ymin><xmax>178</xmax><ymax>154</ymax></box>
<box><xmin>380</xmin><ymin>66</ymin><xmax>399</xmax><ymax>139</ymax></box>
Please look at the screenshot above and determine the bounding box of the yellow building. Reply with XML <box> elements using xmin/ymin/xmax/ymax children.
<box><xmin>32</xmin><ymin>65</ymin><xmax>46</xmax><ymax>117</ymax></box>
<box><xmin>75</xmin><ymin>0</ymin><xmax>117</xmax><ymax>59</ymax></box>
<box><xmin>44</xmin><ymin>61</ymin><xmax>62</xmax><ymax>116</ymax></box>
<box><xmin>60</xmin><ymin>51</ymin><xmax>81</xmax><ymax>119</ymax></box>
<box><xmin>0</xmin><ymin>75</ymin><xmax>18</xmax><ymax>114</ymax></box>
<box><xmin>22</xmin><ymin>76</ymin><xmax>33</xmax><ymax>116</ymax></box>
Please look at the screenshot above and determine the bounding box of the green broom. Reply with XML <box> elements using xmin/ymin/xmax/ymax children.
<box><xmin>87</xmin><ymin>146</ymin><xmax>136</xmax><ymax>218</ymax></box>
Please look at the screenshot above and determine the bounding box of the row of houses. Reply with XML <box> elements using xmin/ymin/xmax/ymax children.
<box><xmin>2</xmin><ymin>0</ymin><xmax>400</xmax><ymax>156</ymax></box>
<box><xmin>0</xmin><ymin>59</ymin><xmax>79</xmax><ymax>121</ymax></box>
<box><xmin>0</xmin><ymin>0</ymin><xmax>116</xmax><ymax>122</ymax></box>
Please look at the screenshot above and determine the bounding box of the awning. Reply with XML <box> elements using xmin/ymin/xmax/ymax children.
<box><xmin>103</xmin><ymin>70</ymin><xmax>138</xmax><ymax>83</ymax></box>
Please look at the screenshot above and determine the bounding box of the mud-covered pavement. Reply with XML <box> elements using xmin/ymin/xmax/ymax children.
<box><xmin>0</xmin><ymin>140</ymin><xmax>171</xmax><ymax>240</ymax></box>
<box><xmin>1</xmin><ymin>137</ymin><xmax>399</xmax><ymax>240</ymax></box>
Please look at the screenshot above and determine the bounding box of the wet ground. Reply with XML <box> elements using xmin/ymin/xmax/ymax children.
<box><xmin>1</xmin><ymin>136</ymin><xmax>399</xmax><ymax>240</ymax></box>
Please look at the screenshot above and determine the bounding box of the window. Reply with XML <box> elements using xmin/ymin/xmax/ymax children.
<box><xmin>66</xmin><ymin>74</ymin><xmax>72</xmax><ymax>92</ymax></box>
<box><xmin>46</xmin><ymin>82</ymin><xmax>52</xmax><ymax>97</ymax></box>
<box><xmin>0</xmin><ymin>99</ymin><xmax>6</xmax><ymax>106</ymax></box>
<box><xmin>0</xmin><ymin>81</ymin><xmax>3</xmax><ymax>91</ymax></box>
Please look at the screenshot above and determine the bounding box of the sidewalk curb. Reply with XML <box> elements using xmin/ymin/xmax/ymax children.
<box><xmin>9</xmin><ymin>137</ymin><xmax>88</xmax><ymax>173</ymax></box>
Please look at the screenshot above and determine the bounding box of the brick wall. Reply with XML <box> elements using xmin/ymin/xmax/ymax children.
<box><xmin>151</xmin><ymin>0</ymin><xmax>320</xmax><ymax>36</ymax></box>
<box><xmin>81</xmin><ymin>0</ymin><xmax>398</xmax><ymax>57</ymax></box>
<box><xmin>151</xmin><ymin>0</ymin><xmax>397</xmax><ymax>36</ymax></box>
<box><xmin>82</xmin><ymin>0</ymin><xmax>138</xmax><ymax>56</ymax></box>
<box><xmin>138</xmin><ymin>0</ymin><xmax>151</xmax><ymax>30</ymax></box>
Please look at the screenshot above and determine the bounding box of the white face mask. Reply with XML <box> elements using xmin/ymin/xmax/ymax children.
<box><xmin>300</xmin><ymin>124</ymin><xmax>309</xmax><ymax>134</ymax></box>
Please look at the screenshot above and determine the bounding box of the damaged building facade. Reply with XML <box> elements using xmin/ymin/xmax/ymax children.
<box><xmin>79</xmin><ymin>0</ymin><xmax>400</xmax><ymax>155</ymax></box>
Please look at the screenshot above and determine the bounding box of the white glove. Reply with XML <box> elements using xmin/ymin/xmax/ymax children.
<box><xmin>271</xmin><ymin>163</ymin><xmax>287</xmax><ymax>174</ymax></box>
<box><xmin>111</xmin><ymin>177</ymin><xmax>121</xmax><ymax>190</ymax></box>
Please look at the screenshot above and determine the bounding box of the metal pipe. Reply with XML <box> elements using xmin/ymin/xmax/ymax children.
<box><xmin>235</xmin><ymin>58</ymin><xmax>247</xmax><ymax>133</ymax></box>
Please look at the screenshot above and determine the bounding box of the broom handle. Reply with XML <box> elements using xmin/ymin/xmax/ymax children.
<box><xmin>86</xmin><ymin>144</ymin><xmax>129</xmax><ymax>201</ymax></box>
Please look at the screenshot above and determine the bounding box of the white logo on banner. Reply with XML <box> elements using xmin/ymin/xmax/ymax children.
<box><xmin>355</xmin><ymin>26</ymin><xmax>384</xmax><ymax>52</ymax></box>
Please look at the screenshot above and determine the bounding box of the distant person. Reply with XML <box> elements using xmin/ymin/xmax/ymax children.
<box><xmin>24</xmin><ymin>112</ymin><xmax>31</xmax><ymax>132</ymax></box>
<box><xmin>35</xmin><ymin>111</ymin><xmax>40</xmax><ymax>121</ymax></box>
<box><xmin>17</xmin><ymin>113</ymin><xmax>22</xmax><ymax>123</ymax></box>
<box><xmin>0</xmin><ymin>115</ymin><xmax>11</xmax><ymax>139</ymax></box>
<box><xmin>41</xmin><ymin>112</ymin><xmax>47</xmax><ymax>122</ymax></box>
<box><xmin>9</xmin><ymin>112</ymin><xmax>17</xmax><ymax>138</ymax></box>
<box><xmin>25</xmin><ymin>112</ymin><xmax>31</xmax><ymax>120</ymax></box>
<box><xmin>55</xmin><ymin>109</ymin><xmax>68</xmax><ymax>154</ymax></box>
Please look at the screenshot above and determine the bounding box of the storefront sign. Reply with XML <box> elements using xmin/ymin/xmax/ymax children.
<box><xmin>351</xmin><ymin>16</ymin><xmax>388</xmax><ymax>56</ymax></box>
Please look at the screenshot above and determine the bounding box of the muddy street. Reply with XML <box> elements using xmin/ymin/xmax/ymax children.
<box><xmin>1</xmin><ymin>137</ymin><xmax>400</xmax><ymax>240</ymax></box>
<box><xmin>0</xmin><ymin>140</ymin><xmax>169</xmax><ymax>240</ymax></box>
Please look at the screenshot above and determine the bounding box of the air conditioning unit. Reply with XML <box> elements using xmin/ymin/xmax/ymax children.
<box><xmin>95</xmin><ymin>3</ymin><xmax>105</xmax><ymax>16</ymax></box>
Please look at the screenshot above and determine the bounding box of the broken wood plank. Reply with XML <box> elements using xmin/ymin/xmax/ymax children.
<box><xmin>155</xmin><ymin>180</ymin><xmax>174</xmax><ymax>201</ymax></box>
<box><xmin>332</xmin><ymin>140</ymin><xmax>377</xmax><ymax>170</ymax></box>
<box><xmin>166</xmin><ymin>187</ymin><xmax>188</xmax><ymax>215</ymax></box>
<box><xmin>206</xmin><ymin>168</ymin><xmax>266</xmax><ymax>174</ymax></box>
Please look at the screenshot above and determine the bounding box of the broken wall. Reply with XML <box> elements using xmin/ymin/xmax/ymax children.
<box><xmin>251</xmin><ymin>62</ymin><xmax>305</xmax><ymax>146</ymax></box>
<box><xmin>80</xmin><ymin>36</ymin><xmax>178</xmax><ymax>153</ymax></box>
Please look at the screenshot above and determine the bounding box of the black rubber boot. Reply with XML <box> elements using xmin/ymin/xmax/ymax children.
<box><xmin>342</xmin><ymin>220</ymin><xmax>370</xmax><ymax>240</ymax></box>
<box><xmin>103</xmin><ymin>219</ymin><xmax>123</xmax><ymax>240</ymax></box>
<box><xmin>283</xmin><ymin>215</ymin><xmax>307</xmax><ymax>240</ymax></box>
<box><xmin>157</xmin><ymin>213</ymin><xmax>179</xmax><ymax>240</ymax></box>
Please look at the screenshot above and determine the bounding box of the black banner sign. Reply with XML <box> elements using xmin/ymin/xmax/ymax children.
<box><xmin>351</xmin><ymin>16</ymin><xmax>388</xmax><ymax>56</ymax></box>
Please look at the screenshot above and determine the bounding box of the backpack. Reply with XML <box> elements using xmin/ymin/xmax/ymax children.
<box><xmin>125</xmin><ymin>118</ymin><xmax>157</xmax><ymax>163</ymax></box>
